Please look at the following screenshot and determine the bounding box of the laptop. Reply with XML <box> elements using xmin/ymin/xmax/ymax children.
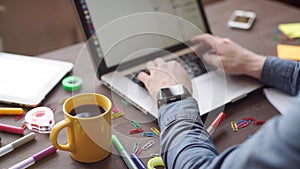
<box><xmin>0</xmin><ymin>52</ymin><xmax>73</xmax><ymax>107</ymax></box>
<box><xmin>73</xmin><ymin>0</ymin><xmax>261</xmax><ymax>118</ymax></box>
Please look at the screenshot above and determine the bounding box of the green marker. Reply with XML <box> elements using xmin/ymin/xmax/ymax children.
<box><xmin>112</xmin><ymin>135</ymin><xmax>138</xmax><ymax>169</ymax></box>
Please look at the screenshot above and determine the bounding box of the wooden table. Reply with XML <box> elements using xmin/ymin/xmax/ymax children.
<box><xmin>1</xmin><ymin>0</ymin><xmax>299</xmax><ymax>168</ymax></box>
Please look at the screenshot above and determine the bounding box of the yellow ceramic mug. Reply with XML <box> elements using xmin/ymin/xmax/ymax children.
<box><xmin>50</xmin><ymin>93</ymin><xmax>112</xmax><ymax>163</ymax></box>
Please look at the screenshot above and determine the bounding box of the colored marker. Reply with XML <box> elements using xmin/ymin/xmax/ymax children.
<box><xmin>9</xmin><ymin>145</ymin><xmax>57</xmax><ymax>169</ymax></box>
<box><xmin>207</xmin><ymin>112</ymin><xmax>226</xmax><ymax>135</ymax></box>
<box><xmin>112</xmin><ymin>135</ymin><xmax>138</xmax><ymax>169</ymax></box>
<box><xmin>0</xmin><ymin>132</ymin><xmax>36</xmax><ymax>157</ymax></box>
<box><xmin>0</xmin><ymin>123</ymin><xmax>25</xmax><ymax>135</ymax></box>
<box><xmin>0</xmin><ymin>108</ymin><xmax>24</xmax><ymax>115</ymax></box>
<box><xmin>130</xmin><ymin>153</ymin><xmax>146</xmax><ymax>169</ymax></box>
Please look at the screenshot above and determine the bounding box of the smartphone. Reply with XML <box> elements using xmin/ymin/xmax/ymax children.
<box><xmin>227</xmin><ymin>10</ymin><xmax>256</xmax><ymax>30</ymax></box>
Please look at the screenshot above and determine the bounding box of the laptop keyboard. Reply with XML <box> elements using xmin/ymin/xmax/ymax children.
<box><xmin>126</xmin><ymin>69</ymin><xmax>148</xmax><ymax>89</ymax></box>
<box><xmin>173</xmin><ymin>52</ymin><xmax>209</xmax><ymax>78</ymax></box>
<box><xmin>125</xmin><ymin>52</ymin><xmax>215</xmax><ymax>90</ymax></box>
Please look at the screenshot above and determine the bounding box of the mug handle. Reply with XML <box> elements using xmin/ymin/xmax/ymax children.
<box><xmin>50</xmin><ymin>118</ymin><xmax>74</xmax><ymax>152</ymax></box>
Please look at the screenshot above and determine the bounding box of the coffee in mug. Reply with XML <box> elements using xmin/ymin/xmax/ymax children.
<box><xmin>50</xmin><ymin>93</ymin><xmax>112</xmax><ymax>163</ymax></box>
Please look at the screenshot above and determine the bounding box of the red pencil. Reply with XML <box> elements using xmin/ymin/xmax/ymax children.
<box><xmin>207</xmin><ymin>112</ymin><xmax>226</xmax><ymax>135</ymax></box>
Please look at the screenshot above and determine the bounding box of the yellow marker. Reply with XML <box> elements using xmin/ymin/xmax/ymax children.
<box><xmin>0</xmin><ymin>108</ymin><xmax>24</xmax><ymax>115</ymax></box>
<box><xmin>150</xmin><ymin>127</ymin><xmax>160</xmax><ymax>136</ymax></box>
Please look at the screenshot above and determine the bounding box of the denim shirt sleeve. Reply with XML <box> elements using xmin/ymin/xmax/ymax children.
<box><xmin>158</xmin><ymin>97</ymin><xmax>300</xmax><ymax>169</ymax></box>
<box><xmin>261</xmin><ymin>56</ymin><xmax>300</xmax><ymax>95</ymax></box>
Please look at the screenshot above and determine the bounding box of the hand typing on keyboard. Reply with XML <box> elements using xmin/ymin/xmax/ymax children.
<box><xmin>126</xmin><ymin>52</ymin><xmax>215</xmax><ymax>94</ymax></box>
<box><xmin>137</xmin><ymin>58</ymin><xmax>192</xmax><ymax>99</ymax></box>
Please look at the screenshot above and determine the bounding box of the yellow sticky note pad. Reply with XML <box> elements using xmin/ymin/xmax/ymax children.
<box><xmin>278</xmin><ymin>22</ymin><xmax>300</xmax><ymax>38</ymax></box>
<box><xmin>277</xmin><ymin>44</ymin><xmax>300</xmax><ymax>61</ymax></box>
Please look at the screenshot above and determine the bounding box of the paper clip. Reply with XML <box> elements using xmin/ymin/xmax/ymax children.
<box><xmin>142</xmin><ymin>132</ymin><xmax>156</xmax><ymax>137</ymax></box>
<box><xmin>150</xmin><ymin>127</ymin><xmax>160</xmax><ymax>136</ymax></box>
<box><xmin>111</xmin><ymin>112</ymin><xmax>124</xmax><ymax>119</ymax></box>
<box><xmin>237</xmin><ymin>121</ymin><xmax>250</xmax><ymax>129</ymax></box>
<box><xmin>49</xmin><ymin>106</ymin><xmax>57</xmax><ymax>113</ymax></box>
<box><xmin>129</xmin><ymin>128</ymin><xmax>143</xmax><ymax>134</ymax></box>
<box><xmin>150</xmin><ymin>153</ymin><xmax>160</xmax><ymax>158</ymax></box>
<box><xmin>133</xmin><ymin>142</ymin><xmax>140</xmax><ymax>153</ymax></box>
<box><xmin>135</xmin><ymin>146</ymin><xmax>143</xmax><ymax>156</ymax></box>
<box><xmin>130</xmin><ymin>120</ymin><xmax>140</xmax><ymax>129</ymax></box>
<box><xmin>142</xmin><ymin>140</ymin><xmax>155</xmax><ymax>150</ymax></box>
<box><xmin>253</xmin><ymin>120</ymin><xmax>265</xmax><ymax>125</ymax></box>
<box><xmin>236</xmin><ymin>119</ymin><xmax>246</xmax><ymax>125</ymax></box>
<box><xmin>121</xmin><ymin>99</ymin><xmax>129</xmax><ymax>106</ymax></box>
<box><xmin>242</xmin><ymin>117</ymin><xmax>256</xmax><ymax>121</ymax></box>
<box><xmin>112</xmin><ymin>106</ymin><xmax>121</xmax><ymax>113</ymax></box>
<box><xmin>231</xmin><ymin>121</ymin><xmax>238</xmax><ymax>132</ymax></box>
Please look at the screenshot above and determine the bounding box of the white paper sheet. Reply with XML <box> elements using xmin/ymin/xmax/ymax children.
<box><xmin>263</xmin><ymin>88</ymin><xmax>300</xmax><ymax>115</ymax></box>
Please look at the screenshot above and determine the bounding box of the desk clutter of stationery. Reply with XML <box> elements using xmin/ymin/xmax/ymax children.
<box><xmin>0</xmin><ymin>95</ymin><xmax>164</xmax><ymax>169</ymax></box>
<box><xmin>1</xmin><ymin>0</ymin><xmax>300</xmax><ymax>168</ymax></box>
<box><xmin>0</xmin><ymin>90</ymin><xmax>271</xmax><ymax>169</ymax></box>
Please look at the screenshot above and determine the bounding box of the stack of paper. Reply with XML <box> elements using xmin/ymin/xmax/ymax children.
<box><xmin>278</xmin><ymin>22</ymin><xmax>300</xmax><ymax>39</ymax></box>
<box><xmin>277</xmin><ymin>44</ymin><xmax>300</xmax><ymax>61</ymax></box>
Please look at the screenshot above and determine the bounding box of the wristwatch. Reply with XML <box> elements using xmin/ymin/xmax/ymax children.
<box><xmin>157</xmin><ymin>84</ymin><xmax>191</xmax><ymax>109</ymax></box>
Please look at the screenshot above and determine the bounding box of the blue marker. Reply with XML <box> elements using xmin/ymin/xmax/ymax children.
<box><xmin>130</xmin><ymin>153</ymin><xmax>146</xmax><ymax>169</ymax></box>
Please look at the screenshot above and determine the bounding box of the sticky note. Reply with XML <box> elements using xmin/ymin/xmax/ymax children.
<box><xmin>277</xmin><ymin>44</ymin><xmax>300</xmax><ymax>61</ymax></box>
<box><xmin>278</xmin><ymin>22</ymin><xmax>300</xmax><ymax>38</ymax></box>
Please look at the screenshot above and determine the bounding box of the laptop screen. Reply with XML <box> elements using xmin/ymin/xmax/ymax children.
<box><xmin>73</xmin><ymin>0</ymin><xmax>211</xmax><ymax>77</ymax></box>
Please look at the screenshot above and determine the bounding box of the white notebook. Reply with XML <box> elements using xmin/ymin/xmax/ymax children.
<box><xmin>0</xmin><ymin>52</ymin><xmax>73</xmax><ymax>106</ymax></box>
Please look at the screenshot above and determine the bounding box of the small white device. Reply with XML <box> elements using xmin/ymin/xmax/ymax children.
<box><xmin>227</xmin><ymin>10</ymin><xmax>256</xmax><ymax>30</ymax></box>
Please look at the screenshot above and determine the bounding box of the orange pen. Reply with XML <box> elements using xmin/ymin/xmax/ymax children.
<box><xmin>0</xmin><ymin>108</ymin><xmax>24</xmax><ymax>115</ymax></box>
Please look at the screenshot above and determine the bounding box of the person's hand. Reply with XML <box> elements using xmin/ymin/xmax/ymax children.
<box><xmin>191</xmin><ymin>34</ymin><xmax>266</xmax><ymax>79</ymax></box>
<box><xmin>137</xmin><ymin>58</ymin><xmax>192</xmax><ymax>99</ymax></box>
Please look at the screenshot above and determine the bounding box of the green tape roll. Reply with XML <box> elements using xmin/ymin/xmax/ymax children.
<box><xmin>62</xmin><ymin>76</ymin><xmax>82</xmax><ymax>92</ymax></box>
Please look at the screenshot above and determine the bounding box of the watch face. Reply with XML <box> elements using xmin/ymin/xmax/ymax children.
<box><xmin>161</xmin><ymin>85</ymin><xmax>185</xmax><ymax>97</ymax></box>
<box><xmin>157</xmin><ymin>84</ymin><xmax>191</xmax><ymax>109</ymax></box>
